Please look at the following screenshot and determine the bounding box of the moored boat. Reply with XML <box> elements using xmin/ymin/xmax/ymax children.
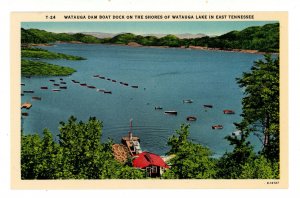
<box><xmin>203</xmin><ymin>104</ymin><xmax>213</xmax><ymax>108</ymax></box>
<box><xmin>40</xmin><ymin>86</ymin><xmax>48</xmax><ymax>89</ymax></box>
<box><xmin>23</xmin><ymin>90</ymin><xmax>34</xmax><ymax>93</ymax></box>
<box><xmin>99</xmin><ymin>76</ymin><xmax>105</xmax><ymax>79</ymax></box>
<box><xmin>22</xmin><ymin>112</ymin><xmax>29</xmax><ymax>116</ymax></box>
<box><xmin>104</xmin><ymin>90</ymin><xmax>112</xmax><ymax>94</ymax></box>
<box><xmin>52</xmin><ymin>89</ymin><xmax>61</xmax><ymax>92</ymax></box>
<box><xmin>186</xmin><ymin>116</ymin><xmax>197</xmax><ymax>121</ymax></box>
<box><xmin>59</xmin><ymin>86</ymin><xmax>67</xmax><ymax>89</ymax></box>
<box><xmin>212</xmin><ymin>125</ymin><xmax>223</xmax><ymax>129</ymax></box>
<box><xmin>21</xmin><ymin>83</ymin><xmax>25</xmax><ymax>86</ymax></box>
<box><xmin>32</xmin><ymin>96</ymin><xmax>41</xmax><ymax>100</ymax></box>
<box><xmin>96</xmin><ymin>89</ymin><xmax>105</xmax><ymax>92</ymax></box>
<box><xmin>53</xmin><ymin>83</ymin><xmax>60</xmax><ymax>86</ymax></box>
<box><xmin>80</xmin><ymin>83</ymin><xmax>87</xmax><ymax>86</ymax></box>
<box><xmin>49</xmin><ymin>79</ymin><xmax>55</xmax><ymax>82</ymax></box>
<box><xmin>87</xmin><ymin>85</ymin><xmax>96</xmax><ymax>89</ymax></box>
<box><xmin>183</xmin><ymin>99</ymin><xmax>193</xmax><ymax>103</ymax></box>
<box><xmin>164</xmin><ymin>111</ymin><xmax>177</xmax><ymax>115</ymax></box>
<box><xmin>112</xmin><ymin>80</ymin><xmax>117</xmax><ymax>82</ymax></box>
<box><xmin>155</xmin><ymin>106</ymin><xmax>163</xmax><ymax>110</ymax></box>
<box><xmin>223</xmin><ymin>110</ymin><xmax>235</xmax><ymax>114</ymax></box>
<box><xmin>93</xmin><ymin>74</ymin><xmax>100</xmax><ymax>78</ymax></box>
<box><xmin>71</xmin><ymin>80</ymin><xmax>79</xmax><ymax>83</ymax></box>
<box><xmin>131</xmin><ymin>85</ymin><xmax>138</xmax><ymax>88</ymax></box>
<box><xmin>60</xmin><ymin>82</ymin><xmax>67</xmax><ymax>84</ymax></box>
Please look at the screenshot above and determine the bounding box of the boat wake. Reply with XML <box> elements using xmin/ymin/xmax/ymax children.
<box><xmin>103</xmin><ymin>124</ymin><xmax>170</xmax><ymax>135</ymax></box>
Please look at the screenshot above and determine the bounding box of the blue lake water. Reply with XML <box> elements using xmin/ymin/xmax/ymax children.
<box><xmin>21</xmin><ymin>44</ymin><xmax>264</xmax><ymax>156</ymax></box>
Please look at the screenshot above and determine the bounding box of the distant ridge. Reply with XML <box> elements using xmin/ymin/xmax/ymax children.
<box><xmin>81</xmin><ymin>32</ymin><xmax>207</xmax><ymax>39</ymax></box>
<box><xmin>21</xmin><ymin>23</ymin><xmax>279</xmax><ymax>53</ymax></box>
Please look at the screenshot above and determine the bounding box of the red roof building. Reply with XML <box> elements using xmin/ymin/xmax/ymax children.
<box><xmin>132</xmin><ymin>152</ymin><xmax>169</xmax><ymax>177</ymax></box>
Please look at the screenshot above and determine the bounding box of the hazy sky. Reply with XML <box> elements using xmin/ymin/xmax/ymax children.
<box><xmin>22</xmin><ymin>21</ymin><xmax>276</xmax><ymax>36</ymax></box>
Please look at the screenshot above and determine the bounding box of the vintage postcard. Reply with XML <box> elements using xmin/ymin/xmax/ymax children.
<box><xmin>11</xmin><ymin>12</ymin><xmax>288</xmax><ymax>189</ymax></box>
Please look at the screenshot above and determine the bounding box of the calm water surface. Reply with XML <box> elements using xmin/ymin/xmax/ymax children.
<box><xmin>21</xmin><ymin>44</ymin><xmax>264</xmax><ymax>156</ymax></box>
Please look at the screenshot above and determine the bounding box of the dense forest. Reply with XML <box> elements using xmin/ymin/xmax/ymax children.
<box><xmin>21</xmin><ymin>55</ymin><xmax>280</xmax><ymax>179</ymax></box>
<box><xmin>21</xmin><ymin>60</ymin><xmax>76</xmax><ymax>76</ymax></box>
<box><xmin>21</xmin><ymin>23</ymin><xmax>279</xmax><ymax>52</ymax></box>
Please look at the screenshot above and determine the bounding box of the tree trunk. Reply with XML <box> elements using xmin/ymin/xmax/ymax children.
<box><xmin>263</xmin><ymin>115</ymin><xmax>270</xmax><ymax>148</ymax></box>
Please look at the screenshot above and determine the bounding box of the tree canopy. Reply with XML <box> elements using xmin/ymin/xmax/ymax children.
<box><xmin>163</xmin><ymin>124</ymin><xmax>216</xmax><ymax>179</ymax></box>
<box><xmin>21</xmin><ymin>116</ymin><xmax>145</xmax><ymax>179</ymax></box>
<box><xmin>236</xmin><ymin>54</ymin><xmax>279</xmax><ymax>162</ymax></box>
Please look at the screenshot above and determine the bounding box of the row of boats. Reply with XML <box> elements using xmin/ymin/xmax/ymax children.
<box><xmin>21</xmin><ymin>78</ymin><xmax>69</xmax><ymax>94</ymax></box>
<box><xmin>70</xmin><ymin>79</ymin><xmax>113</xmax><ymax>94</ymax></box>
<box><xmin>93</xmin><ymin>74</ymin><xmax>140</xmax><ymax>89</ymax></box>
<box><xmin>22</xmin><ymin>77</ymin><xmax>235</xmax><ymax>130</ymax></box>
<box><xmin>155</xmin><ymin>99</ymin><xmax>235</xmax><ymax>130</ymax></box>
<box><xmin>21</xmin><ymin>79</ymin><xmax>68</xmax><ymax>117</ymax></box>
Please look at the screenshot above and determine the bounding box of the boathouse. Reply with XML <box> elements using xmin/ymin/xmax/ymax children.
<box><xmin>132</xmin><ymin>152</ymin><xmax>169</xmax><ymax>177</ymax></box>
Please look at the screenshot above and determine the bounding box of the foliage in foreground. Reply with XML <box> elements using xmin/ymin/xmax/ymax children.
<box><xmin>163</xmin><ymin>124</ymin><xmax>216</xmax><ymax>179</ymax></box>
<box><xmin>215</xmin><ymin>54</ymin><xmax>280</xmax><ymax>179</ymax></box>
<box><xmin>21</xmin><ymin>116</ymin><xmax>145</xmax><ymax>179</ymax></box>
<box><xmin>21</xmin><ymin>60</ymin><xmax>76</xmax><ymax>76</ymax></box>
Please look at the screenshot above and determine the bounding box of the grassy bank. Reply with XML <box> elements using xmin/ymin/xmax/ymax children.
<box><xmin>22</xmin><ymin>48</ymin><xmax>86</xmax><ymax>60</ymax></box>
<box><xmin>21</xmin><ymin>60</ymin><xmax>76</xmax><ymax>76</ymax></box>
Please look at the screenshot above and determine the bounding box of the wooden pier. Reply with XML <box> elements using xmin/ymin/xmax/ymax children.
<box><xmin>121</xmin><ymin>132</ymin><xmax>142</xmax><ymax>156</ymax></box>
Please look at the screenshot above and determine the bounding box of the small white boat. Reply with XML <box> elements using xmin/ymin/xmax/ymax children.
<box><xmin>183</xmin><ymin>99</ymin><xmax>193</xmax><ymax>103</ymax></box>
<box><xmin>165</xmin><ymin>111</ymin><xmax>177</xmax><ymax>115</ymax></box>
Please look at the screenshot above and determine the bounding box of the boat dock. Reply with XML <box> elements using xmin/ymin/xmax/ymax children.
<box><xmin>121</xmin><ymin>132</ymin><xmax>142</xmax><ymax>156</ymax></box>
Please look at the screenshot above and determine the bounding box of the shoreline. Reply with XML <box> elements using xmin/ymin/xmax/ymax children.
<box><xmin>31</xmin><ymin>42</ymin><xmax>276</xmax><ymax>55</ymax></box>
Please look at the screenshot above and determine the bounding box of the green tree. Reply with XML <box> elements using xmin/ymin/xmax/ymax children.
<box><xmin>21</xmin><ymin>129</ymin><xmax>59</xmax><ymax>179</ymax></box>
<box><xmin>158</xmin><ymin>35</ymin><xmax>181</xmax><ymax>47</ymax></box>
<box><xmin>164</xmin><ymin>124</ymin><xmax>216</xmax><ymax>179</ymax></box>
<box><xmin>240</xmin><ymin>155</ymin><xmax>279</xmax><ymax>179</ymax></box>
<box><xmin>115</xmin><ymin>166</ymin><xmax>145</xmax><ymax>179</ymax></box>
<box><xmin>21</xmin><ymin>133</ymin><xmax>43</xmax><ymax>179</ymax></box>
<box><xmin>216</xmin><ymin>55</ymin><xmax>280</xmax><ymax>179</ymax></box>
<box><xmin>21</xmin><ymin>116</ymin><xmax>146</xmax><ymax>179</ymax></box>
<box><xmin>236</xmin><ymin>54</ymin><xmax>279</xmax><ymax>162</ymax></box>
<box><xmin>58</xmin><ymin>116</ymin><xmax>114</xmax><ymax>179</ymax></box>
<box><xmin>216</xmin><ymin>122</ymin><xmax>255</xmax><ymax>179</ymax></box>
